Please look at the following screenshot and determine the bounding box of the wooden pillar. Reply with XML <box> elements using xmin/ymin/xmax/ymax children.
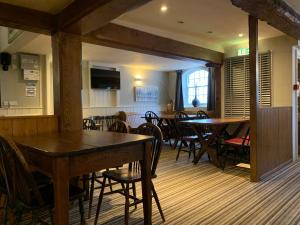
<box><xmin>52</xmin><ymin>32</ymin><xmax>83</xmax><ymax>131</ymax></box>
<box><xmin>206</xmin><ymin>62</ymin><xmax>222</xmax><ymax>117</ymax></box>
<box><xmin>248</xmin><ymin>15</ymin><xmax>259</xmax><ymax>181</ymax></box>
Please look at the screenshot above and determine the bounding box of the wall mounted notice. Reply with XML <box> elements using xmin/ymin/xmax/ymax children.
<box><xmin>25</xmin><ymin>83</ymin><xmax>36</xmax><ymax>97</ymax></box>
<box><xmin>24</xmin><ymin>69</ymin><xmax>40</xmax><ymax>81</ymax></box>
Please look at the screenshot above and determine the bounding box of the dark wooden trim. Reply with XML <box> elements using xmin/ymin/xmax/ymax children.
<box><xmin>232</xmin><ymin>0</ymin><xmax>300</xmax><ymax>39</ymax></box>
<box><xmin>57</xmin><ymin>0</ymin><xmax>151</xmax><ymax>35</ymax></box>
<box><xmin>249</xmin><ymin>15</ymin><xmax>259</xmax><ymax>182</ymax></box>
<box><xmin>0</xmin><ymin>2</ymin><xmax>55</xmax><ymax>35</ymax></box>
<box><xmin>83</xmin><ymin>23</ymin><xmax>224</xmax><ymax>64</ymax></box>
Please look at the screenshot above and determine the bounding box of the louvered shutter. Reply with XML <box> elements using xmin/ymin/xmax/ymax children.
<box><xmin>224</xmin><ymin>51</ymin><xmax>272</xmax><ymax>117</ymax></box>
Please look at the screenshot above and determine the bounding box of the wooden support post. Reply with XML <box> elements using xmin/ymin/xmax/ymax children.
<box><xmin>249</xmin><ymin>15</ymin><xmax>259</xmax><ymax>182</ymax></box>
<box><xmin>52</xmin><ymin>32</ymin><xmax>83</xmax><ymax>131</ymax></box>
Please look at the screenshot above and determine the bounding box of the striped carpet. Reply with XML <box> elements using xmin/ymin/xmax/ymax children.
<box><xmin>16</xmin><ymin>145</ymin><xmax>300</xmax><ymax>224</ymax></box>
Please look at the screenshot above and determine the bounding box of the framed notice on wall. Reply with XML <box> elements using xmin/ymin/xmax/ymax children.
<box><xmin>25</xmin><ymin>83</ymin><xmax>37</xmax><ymax>97</ymax></box>
<box><xmin>135</xmin><ymin>86</ymin><xmax>159</xmax><ymax>102</ymax></box>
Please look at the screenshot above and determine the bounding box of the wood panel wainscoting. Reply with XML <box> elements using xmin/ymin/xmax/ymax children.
<box><xmin>254</xmin><ymin>107</ymin><xmax>293</xmax><ymax>180</ymax></box>
<box><xmin>0</xmin><ymin>115</ymin><xmax>58</xmax><ymax>136</ymax></box>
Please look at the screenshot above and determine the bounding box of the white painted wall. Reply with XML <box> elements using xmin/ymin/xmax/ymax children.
<box><xmin>81</xmin><ymin>60</ymin><xmax>171</xmax><ymax>117</ymax></box>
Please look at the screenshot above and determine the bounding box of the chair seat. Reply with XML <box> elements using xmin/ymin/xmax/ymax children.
<box><xmin>0</xmin><ymin>171</ymin><xmax>51</xmax><ymax>194</ymax></box>
<box><xmin>181</xmin><ymin>135</ymin><xmax>199</xmax><ymax>141</ymax></box>
<box><xmin>224</xmin><ymin>136</ymin><xmax>250</xmax><ymax>146</ymax></box>
<box><xmin>103</xmin><ymin>168</ymin><xmax>156</xmax><ymax>183</ymax></box>
<box><xmin>31</xmin><ymin>184</ymin><xmax>84</xmax><ymax>208</ymax></box>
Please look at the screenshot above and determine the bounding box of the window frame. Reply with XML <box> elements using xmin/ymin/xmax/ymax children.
<box><xmin>182</xmin><ymin>67</ymin><xmax>209</xmax><ymax>109</ymax></box>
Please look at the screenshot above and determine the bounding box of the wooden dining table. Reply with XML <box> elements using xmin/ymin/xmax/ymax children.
<box><xmin>14</xmin><ymin>130</ymin><xmax>154</xmax><ymax>225</ymax></box>
<box><xmin>180</xmin><ymin>118</ymin><xmax>249</xmax><ymax>166</ymax></box>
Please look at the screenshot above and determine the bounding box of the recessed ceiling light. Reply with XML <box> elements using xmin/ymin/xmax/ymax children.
<box><xmin>238</xmin><ymin>33</ymin><xmax>244</xmax><ymax>37</ymax></box>
<box><xmin>161</xmin><ymin>5</ymin><xmax>168</xmax><ymax>12</ymax></box>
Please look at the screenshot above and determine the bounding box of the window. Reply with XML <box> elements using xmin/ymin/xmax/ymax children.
<box><xmin>224</xmin><ymin>51</ymin><xmax>272</xmax><ymax>117</ymax></box>
<box><xmin>183</xmin><ymin>68</ymin><xmax>209</xmax><ymax>108</ymax></box>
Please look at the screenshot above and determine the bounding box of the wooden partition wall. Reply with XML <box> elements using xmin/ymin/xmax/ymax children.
<box><xmin>249</xmin><ymin>15</ymin><xmax>293</xmax><ymax>181</ymax></box>
<box><xmin>0</xmin><ymin>115</ymin><xmax>58</xmax><ymax>137</ymax></box>
<box><xmin>254</xmin><ymin>107</ymin><xmax>293</xmax><ymax>179</ymax></box>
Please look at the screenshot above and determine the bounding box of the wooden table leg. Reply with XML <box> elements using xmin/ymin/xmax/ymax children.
<box><xmin>53</xmin><ymin>157</ymin><xmax>70</xmax><ymax>225</ymax></box>
<box><xmin>193</xmin><ymin>125</ymin><xmax>223</xmax><ymax>167</ymax></box>
<box><xmin>140</xmin><ymin>141</ymin><xmax>152</xmax><ymax>225</ymax></box>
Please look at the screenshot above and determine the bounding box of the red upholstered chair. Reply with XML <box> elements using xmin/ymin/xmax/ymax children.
<box><xmin>222</xmin><ymin>128</ymin><xmax>250</xmax><ymax>169</ymax></box>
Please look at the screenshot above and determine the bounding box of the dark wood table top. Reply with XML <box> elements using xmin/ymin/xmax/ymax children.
<box><xmin>14</xmin><ymin>130</ymin><xmax>153</xmax><ymax>157</ymax></box>
<box><xmin>180</xmin><ymin>118</ymin><xmax>249</xmax><ymax>125</ymax></box>
<box><xmin>158</xmin><ymin>114</ymin><xmax>198</xmax><ymax>120</ymax></box>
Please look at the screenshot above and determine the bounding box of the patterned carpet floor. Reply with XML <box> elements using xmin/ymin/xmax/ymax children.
<box><xmin>14</xmin><ymin>145</ymin><xmax>300</xmax><ymax>224</ymax></box>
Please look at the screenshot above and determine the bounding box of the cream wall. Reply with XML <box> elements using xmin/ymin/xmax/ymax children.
<box><xmin>81</xmin><ymin>60</ymin><xmax>170</xmax><ymax>117</ymax></box>
<box><xmin>223</xmin><ymin>35</ymin><xmax>296</xmax><ymax>112</ymax></box>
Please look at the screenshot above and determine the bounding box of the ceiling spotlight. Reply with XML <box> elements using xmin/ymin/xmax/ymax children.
<box><xmin>238</xmin><ymin>33</ymin><xmax>244</xmax><ymax>37</ymax></box>
<box><xmin>161</xmin><ymin>5</ymin><xmax>168</xmax><ymax>12</ymax></box>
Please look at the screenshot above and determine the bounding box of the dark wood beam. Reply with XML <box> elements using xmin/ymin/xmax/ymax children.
<box><xmin>249</xmin><ymin>15</ymin><xmax>259</xmax><ymax>182</ymax></box>
<box><xmin>82</xmin><ymin>23</ymin><xmax>223</xmax><ymax>64</ymax></box>
<box><xmin>57</xmin><ymin>0</ymin><xmax>151</xmax><ymax>35</ymax></box>
<box><xmin>0</xmin><ymin>2</ymin><xmax>55</xmax><ymax>34</ymax></box>
<box><xmin>232</xmin><ymin>0</ymin><xmax>300</xmax><ymax>39</ymax></box>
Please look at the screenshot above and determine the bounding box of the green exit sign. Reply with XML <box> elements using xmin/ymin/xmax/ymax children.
<box><xmin>237</xmin><ymin>48</ymin><xmax>249</xmax><ymax>56</ymax></box>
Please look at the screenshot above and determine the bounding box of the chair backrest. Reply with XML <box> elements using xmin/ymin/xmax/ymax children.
<box><xmin>242</xmin><ymin>127</ymin><xmax>251</xmax><ymax>146</ymax></box>
<box><xmin>174</xmin><ymin>112</ymin><xmax>194</xmax><ymax>137</ymax></box>
<box><xmin>108</xmin><ymin>120</ymin><xmax>129</xmax><ymax>133</ymax></box>
<box><xmin>174</xmin><ymin>111</ymin><xmax>189</xmax><ymax>121</ymax></box>
<box><xmin>144</xmin><ymin>111</ymin><xmax>160</xmax><ymax>125</ymax></box>
<box><xmin>0</xmin><ymin>135</ymin><xmax>43</xmax><ymax>208</ymax></box>
<box><xmin>105</xmin><ymin>115</ymin><xmax>118</xmax><ymax>130</ymax></box>
<box><xmin>196</xmin><ymin>110</ymin><xmax>209</xmax><ymax>119</ymax></box>
<box><xmin>136</xmin><ymin>123</ymin><xmax>163</xmax><ymax>175</ymax></box>
<box><xmin>83</xmin><ymin>118</ymin><xmax>97</xmax><ymax>130</ymax></box>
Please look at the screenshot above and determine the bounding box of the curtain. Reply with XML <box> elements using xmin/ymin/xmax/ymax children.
<box><xmin>207</xmin><ymin>67</ymin><xmax>215</xmax><ymax>111</ymax></box>
<box><xmin>175</xmin><ymin>70</ymin><xmax>184</xmax><ymax>111</ymax></box>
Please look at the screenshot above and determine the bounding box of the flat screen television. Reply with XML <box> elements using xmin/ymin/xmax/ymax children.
<box><xmin>90</xmin><ymin>68</ymin><xmax>120</xmax><ymax>90</ymax></box>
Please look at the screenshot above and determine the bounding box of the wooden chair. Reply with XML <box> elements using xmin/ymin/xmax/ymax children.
<box><xmin>144</xmin><ymin>111</ymin><xmax>160</xmax><ymax>126</ymax></box>
<box><xmin>221</xmin><ymin>127</ymin><xmax>250</xmax><ymax>169</ymax></box>
<box><xmin>196</xmin><ymin>110</ymin><xmax>209</xmax><ymax>119</ymax></box>
<box><xmin>105</xmin><ymin>115</ymin><xmax>118</xmax><ymax>130</ymax></box>
<box><xmin>94</xmin><ymin>123</ymin><xmax>165</xmax><ymax>225</ymax></box>
<box><xmin>174</xmin><ymin>112</ymin><xmax>199</xmax><ymax>160</ymax></box>
<box><xmin>0</xmin><ymin>134</ymin><xmax>86</xmax><ymax>225</ymax></box>
<box><xmin>91</xmin><ymin>116</ymin><xmax>105</xmax><ymax>131</ymax></box>
<box><xmin>83</xmin><ymin>118</ymin><xmax>97</xmax><ymax>130</ymax></box>
<box><xmin>88</xmin><ymin>120</ymin><xmax>129</xmax><ymax>218</ymax></box>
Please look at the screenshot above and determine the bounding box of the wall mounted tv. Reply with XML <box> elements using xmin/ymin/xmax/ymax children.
<box><xmin>90</xmin><ymin>68</ymin><xmax>120</xmax><ymax>90</ymax></box>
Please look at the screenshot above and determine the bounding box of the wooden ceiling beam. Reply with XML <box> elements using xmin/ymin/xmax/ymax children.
<box><xmin>231</xmin><ymin>0</ymin><xmax>300</xmax><ymax>39</ymax></box>
<box><xmin>0</xmin><ymin>2</ymin><xmax>55</xmax><ymax>35</ymax></box>
<box><xmin>82</xmin><ymin>23</ymin><xmax>223</xmax><ymax>64</ymax></box>
<box><xmin>57</xmin><ymin>0</ymin><xmax>152</xmax><ymax>35</ymax></box>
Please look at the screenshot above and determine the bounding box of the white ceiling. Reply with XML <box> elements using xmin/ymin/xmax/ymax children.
<box><xmin>13</xmin><ymin>33</ymin><xmax>204</xmax><ymax>71</ymax></box>
<box><xmin>116</xmin><ymin>0</ymin><xmax>283</xmax><ymax>50</ymax></box>
<box><xmin>0</xmin><ymin>0</ymin><xmax>290</xmax><ymax>71</ymax></box>
<box><xmin>0</xmin><ymin>0</ymin><xmax>73</xmax><ymax>14</ymax></box>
